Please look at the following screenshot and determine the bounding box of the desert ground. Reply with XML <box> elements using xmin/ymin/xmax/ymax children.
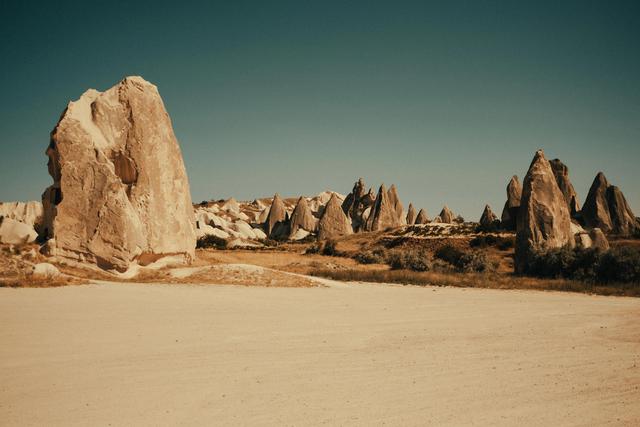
<box><xmin>2</xmin><ymin>276</ymin><xmax>639</xmax><ymax>426</ymax></box>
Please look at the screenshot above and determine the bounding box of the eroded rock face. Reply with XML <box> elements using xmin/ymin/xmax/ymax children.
<box><xmin>582</xmin><ymin>172</ymin><xmax>639</xmax><ymax>235</ymax></box>
<box><xmin>342</xmin><ymin>178</ymin><xmax>373</xmax><ymax>232</ymax></box>
<box><xmin>414</xmin><ymin>208</ymin><xmax>429</xmax><ymax>225</ymax></box>
<box><xmin>387</xmin><ymin>184</ymin><xmax>406</xmax><ymax>225</ymax></box>
<box><xmin>318</xmin><ymin>194</ymin><xmax>353</xmax><ymax>240</ymax></box>
<box><xmin>549</xmin><ymin>159</ymin><xmax>580</xmax><ymax>216</ymax></box>
<box><xmin>515</xmin><ymin>150</ymin><xmax>574</xmax><ymax>273</ymax></box>
<box><xmin>406</xmin><ymin>203</ymin><xmax>417</xmax><ymax>225</ymax></box>
<box><xmin>289</xmin><ymin>196</ymin><xmax>317</xmax><ymax>239</ymax></box>
<box><xmin>365</xmin><ymin>184</ymin><xmax>402</xmax><ymax>231</ymax></box>
<box><xmin>0</xmin><ymin>201</ymin><xmax>43</xmax><ymax>234</ymax></box>
<box><xmin>438</xmin><ymin>206</ymin><xmax>454</xmax><ymax>224</ymax></box>
<box><xmin>500</xmin><ymin>175</ymin><xmax>522</xmax><ymax>230</ymax></box>
<box><xmin>479</xmin><ymin>204</ymin><xmax>498</xmax><ymax>228</ymax></box>
<box><xmin>42</xmin><ymin>76</ymin><xmax>196</xmax><ymax>271</ymax></box>
<box><xmin>264</xmin><ymin>193</ymin><xmax>287</xmax><ymax>237</ymax></box>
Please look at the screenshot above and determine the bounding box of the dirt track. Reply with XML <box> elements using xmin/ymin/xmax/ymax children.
<box><xmin>1</xmin><ymin>280</ymin><xmax>639</xmax><ymax>426</ymax></box>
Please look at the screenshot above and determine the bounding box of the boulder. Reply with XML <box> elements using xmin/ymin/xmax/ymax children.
<box><xmin>479</xmin><ymin>205</ymin><xmax>499</xmax><ymax>229</ymax></box>
<box><xmin>264</xmin><ymin>193</ymin><xmax>287</xmax><ymax>237</ymax></box>
<box><xmin>549</xmin><ymin>159</ymin><xmax>580</xmax><ymax>216</ymax></box>
<box><xmin>0</xmin><ymin>217</ymin><xmax>38</xmax><ymax>244</ymax></box>
<box><xmin>438</xmin><ymin>206</ymin><xmax>454</xmax><ymax>224</ymax></box>
<box><xmin>406</xmin><ymin>203</ymin><xmax>417</xmax><ymax>225</ymax></box>
<box><xmin>0</xmin><ymin>201</ymin><xmax>43</xmax><ymax>234</ymax></box>
<box><xmin>515</xmin><ymin>150</ymin><xmax>574</xmax><ymax>273</ymax></box>
<box><xmin>582</xmin><ymin>172</ymin><xmax>640</xmax><ymax>235</ymax></box>
<box><xmin>387</xmin><ymin>184</ymin><xmax>406</xmax><ymax>225</ymax></box>
<box><xmin>31</xmin><ymin>263</ymin><xmax>61</xmax><ymax>279</ymax></box>
<box><xmin>414</xmin><ymin>209</ymin><xmax>429</xmax><ymax>225</ymax></box>
<box><xmin>289</xmin><ymin>196</ymin><xmax>317</xmax><ymax>239</ymax></box>
<box><xmin>365</xmin><ymin>184</ymin><xmax>402</xmax><ymax>231</ymax></box>
<box><xmin>500</xmin><ymin>175</ymin><xmax>522</xmax><ymax>230</ymax></box>
<box><xmin>317</xmin><ymin>194</ymin><xmax>353</xmax><ymax>240</ymax></box>
<box><xmin>41</xmin><ymin>76</ymin><xmax>196</xmax><ymax>271</ymax></box>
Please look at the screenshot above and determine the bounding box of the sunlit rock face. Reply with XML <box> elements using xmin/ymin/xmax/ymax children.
<box><xmin>42</xmin><ymin>76</ymin><xmax>196</xmax><ymax>271</ymax></box>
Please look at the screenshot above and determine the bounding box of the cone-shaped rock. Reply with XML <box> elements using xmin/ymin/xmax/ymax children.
<box><xmin>582</xmin><ymin>173</ymin><xmax>613</xmax><ymax>232</ymax></box>
<box><xmin>438</xmin><ymin>206</ymin><xmax>454</xmax><ymax>224</ymax></box>
<box><xmin>387</xmin><ymin>184</ymin><xmax>406</xmax><ymax>225</ymax></box>
<box><xmin>41</xmin><ymin>76</ymin><xmax>195</xmax><ymax>271</ymax></box>
<box><xmin>365</xmin><ymin>184</ymin><xmax>401</xmax><ymax>231</ymax></box>
<box><xmin>318</xmin><ymin>194</ymin><xmax>353</xmax><ymax>240</ymax></box>
<box><xmin>264</xmin><ymin>193</ymin><xmax>287</xmax><ymax>237</ymax></box>
<box><xmin>549</xmin><ymin>159</ymin><xmax>580</xmax><ymax>215</ymax></box>
<box><xmin>479</xmin><ymin>205</ymin><xmax>498</xmax><ymax>228</ymax></box>
<box><xmin>406</xmin><ymin>203</ymin><xmax>417</xmax><ymax>225</ymax></box>
<box><xmin>500</xmin><ymin>176</ymin><xmax>522</xmax><ymax>230</ymax></box>
<box><xmin>414</xmin><ymin>209</ymin><xmax>429</xmax><ymax>224</ymax></box>
<box><xmin>515</xmin><ymin>150</ymin><xmax>574</xmax><ymax>273</ymax></box>
<box><xmin>289</xmin><ymin>197</ymin><xmax>317</xmax><ymax>239</ymax></box>
<box><xmin>606</xmin><ymin>185</ymin><xmax>640</xmax><ymax>235</ymax></box>
<box><xmin>342</xmin><ymin>178</ymin><xmax>372</xmax><ymax>232</ymax></box>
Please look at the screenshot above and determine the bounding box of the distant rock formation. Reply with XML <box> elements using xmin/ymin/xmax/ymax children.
<box><xmin>387</xmin><ymin>184</ymin><xmax>406</xmax><ymax>225</ymax></box>
<box><xmin>500</xmin><ymin>176</ymin><xmax>522</xmax><ymax>230</ymax></box>
<box><xmin>221</xmin><ymin>197</ymin><xmax>240</xmax><ymax>214</ymax></box>
<box><xmin>438</xmin><ymin>206</ymin><xmax>454</xmax><ymax>224</ymax></box>
<box><xmin>515</xmin><ymin>150</ymin><xmax>574</xmax><ymax>273</ymax></box>
<box><xmin>41</xmin><ymin>76</ymin><xmax>196</xmax><ymax>271</ymax></box>
<box><xmin>406</xmin><ymin>203</ymin><xmax>417</xmax><ymax>225</ymax></box>
<box><xmin>365</xmin><ymin>184</ymin><xmax>402</xmax><ymax>231</ymax></box>
<box><xmin>342</xmin><ymin>178</ymin><xmax>374</xmax><ymax>232</ymax></box>
<box><xmin>582</xmin><ymin>172</ymin><xmax>639</xmax><ymax>235</ymax></box>
<box><xmin>549</xmin><ymin>159</ymin><xmax>580</xmax><ymax>216</ymax></box>
<box><xmin>479</xmin><ymin>205</ymin><xmax>499</xmax><ymax>229</ymax></box>
<box><xmin>0</xmin><ymin>201</ymin><xmax>43</xmax><ymax>234</ymax></box>
<box><xmin>289</xmin><ymin>197</ymin><xmax>317</xmax><ymax>239</ymax></box>
<box><xmin>318</xmin><ymin>194</ymin><xmax>353</xmax><ymax>240</ymax></box>
<box><xmin>264</xmin><ymin>193</ymin><xmax>287</xmax><ymax>237</ymax></box>
<box><xmin>414</xmin><ymin>208</ymin><xmax>429</xmax><ymax>225</ymax></box>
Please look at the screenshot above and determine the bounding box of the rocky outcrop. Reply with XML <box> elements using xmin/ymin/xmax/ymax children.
<box><xmin>438</xmin><ymin>206</ymin><xmax>454</xmax><ymax>224</ymax></box>
<box><xmin>365</xmin><ymin>184</ymin><xmax>402</xmax><ymax>231</ymax></box>
<box><xmin>500</xmin><ymin>176</ymin><xmax>522</xmax><ymax>230</ymax></box>
<box><xmin>41</xmin><ymin>76</ymin><xmax>196</xmax><ymax>271</ymax></box>
<box><xmin>414</xmin><ymin>209</ymin><xmax>429</xmax><ymax>225</ymax></box>
<box><xmin>0</xmin><ymin>217</ymin><xmax>38</xmax><ymax>244</ymax></box>
<box><xmin>318</xmin><ymin>194</ymin><xmax>353</xmax><ymax>240</ymax></box>
<box><xmin>387</xmin><ymin>184</ymin><xmax>406</xmax><ymax>225</ymax></box>
<box><xmin>264</xmin><ymin>193</ymin><xmax>287</xmax><ymax>237</ymax></box>
<box><xmin>589</xmin><ymin>228</ymin><xmax>610</xmax><ymax>251</ymax></box>
<box><xmin>582</xmin><ymin>172</ymin><xmax>640</xmax><ymax>235</ymax></box>
<box><xmin>406</xmin><ymin>203</ymin><xmax>417</xmax><ymax>225</ymax></box>
<box><xmin>0</xmin><ymin>201</ymin><xmax>43</xmax><ymax>234</ymax></box>
<box><xmin>289</xmin><ymin>197</ymin><xmax>317</xmax><ymax>239</ymax></box>
<box><xmin>479</xmin><ymin>205</ymin><xmax>499</xmax><ymax>229</ymax></box>
<box><xmin>549</xmin><ymin>159</ymin><xmax>580</xmax><ymax>215</ymax></box>
<box><xmin>342</xmin><ymin>178</ymin><xmax>373</xmax><ymax>232</ymax></box>
<box><xmin>515</xmin><ymin>150</ymin><xmax>574</xmax><ymax>273</ymax></box>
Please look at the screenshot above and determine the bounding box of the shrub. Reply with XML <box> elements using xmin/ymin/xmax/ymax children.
<box><xmin>354</xmin><ymin>249</ymin><xmax>387</xmax><ymax>265</ymax></box>
<box><xmin>435</xmin><ymin>244</ymin><xmax>465</xmax><ymax>266</ymax></box>
<box><xmin>456</xmin><ymin>252</ymin><xmax>497</xmax><ymax>273</ymax></box>
<box><xmin>387</xmin><ymin>249</ymin><xmax>432</xmax><ymax>272</ymax></box>
<box><xmin>595</xmin><ymin>247</ymin><xmax>640</xmax><ymax>284</ymax></box>
<box><xmin>196</xmin><ymin>235</ymin><xmax>227</xmax><ymax>249</ymax></box>
<box><xmin>306</xmin><ymin>239</ymin><xmax>340</xmax><ymax>256</ymax></box>
<box><xmin>470</xmin><ymin>235</ymin><xmax>497</xmax><ymax>248</ymax></box>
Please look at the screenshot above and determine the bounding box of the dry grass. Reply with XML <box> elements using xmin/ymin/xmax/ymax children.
<box><xmin>309</xmin><ymin>267</ymin><xmax>640</xmax><ymax>297</ymax></box>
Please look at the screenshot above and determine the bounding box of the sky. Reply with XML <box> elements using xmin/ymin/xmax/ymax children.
<box><xmin>1</xmin><ymin>0</ymin><xmax>638</xmax><ymax>220</ymax></box>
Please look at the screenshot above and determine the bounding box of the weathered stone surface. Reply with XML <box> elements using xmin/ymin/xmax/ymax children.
<box><xmin>41</xmin><ymin>76</ymin><xmax>196</xmax><ymax>271</ymax></box>
<box><xmin>342</xmin><ymin>178</ymin><xmax>373</xmax><ymax>232</ymax></box>
<box><xmin>264</xmin><ymin>193</ymin><xmax>288</xmax><ymax>237</ymax></box>
<box><xmin>582</xmin><ymin>172</ymin><xmax>639</xmax><ymax>235</ymax></box>
<box><xmin>0</xmin><ymin>201</ymin><xmax>43</xmax><ymax>233</ymax></box>
<box><xmin>318</xmin><ymin>194</ymin><xmax>353</xmax><ymax>240</ymax></box>
<box><xmin>550</xmin><ymin>159</ymin><xmax>580</xmax><ymax>215</ymax></box>
<box><xmin>589</xmin><ymin>228</ymin><xmax>610</xmax><ymax>251</ymax></box>
<box><xmin>365</xmin><ymin>184</ymin><xmax>402</xmax><ymax>231</ymax></box>
<box><xmin>387</xmin><ymin>184</ymin><xmax>406</xmax><ymax>225</ymax></box>
<box><xmin>0</xmin><ymin>217</ymin><xmax>38</xmax><ymax>244</ymax></box>
<box><xmin>479</xmin><ymin>205</ymin><xmax>499</xmax><ymax>228</ymax></box>
<box><xmin>31</xmin><ymin>263</ymin><xmax>60</xmax><ymax>279</ymax></box>
<box><xmin>438</xmin><ymin>206</ymin><xmax>454</xmax><ymax>224</ymax></box>
<box><xmin>289</xmin><ymin>197</ymin><xmax>317</xmax><ymax>239</ymax></box>
<box><xmin>500</xmin><ymin>175</ymin><xmax>522</xmax><ymax>230</ymax></box>
<box><xmin>515</xmin><ymin>150</ymin><xmax>574</xmax><ymax>273</ymax></box>
<box><xmin>414</xmin><ymin>208</ymin><xmax>429</xmax><ymax>225</ymax></box>
<box><xmin>406</xmin><ymin>203</ymin><xmax>417</xmax><ymax>225</ymax></box>
<box><xmin>606</xmin><ymin>185</ymin><xmax>639</xmax><ymax>236</ymax></box>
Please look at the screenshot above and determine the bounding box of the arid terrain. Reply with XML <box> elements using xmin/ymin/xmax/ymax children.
<box><xmin>2</xmin><ymin>278</ymin><xmax>639</xmax><ymax>426</ymax></box>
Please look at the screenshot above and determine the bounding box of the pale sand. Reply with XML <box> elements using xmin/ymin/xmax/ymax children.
<box><xmin>1</xmin><ymin>281</ymin><xmax>639</xmax><ymax>426</ymax></box>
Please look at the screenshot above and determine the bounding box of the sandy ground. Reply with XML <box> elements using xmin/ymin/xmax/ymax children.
<box><xmin>1</xmin><ymin>280</ymin><xmax>639</xmax><ymax>426</ymax></box>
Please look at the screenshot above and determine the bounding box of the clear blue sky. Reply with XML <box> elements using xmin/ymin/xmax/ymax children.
<box><xmin>1</xmin><ymin>0</ymin><xmax>638</xmax><ymax>220</ymax></box>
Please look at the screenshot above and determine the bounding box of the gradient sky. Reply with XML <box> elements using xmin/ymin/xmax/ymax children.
<box><xmin>1</xmin><ymin>0</ymin><xmax>638</xmax><ymax>220</ymax></box>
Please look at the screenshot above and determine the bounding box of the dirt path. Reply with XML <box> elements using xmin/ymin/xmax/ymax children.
<box><xmin>1</xmin><ymin>281</ymin><xmax>639</xmax><ymax>426</ymax></box>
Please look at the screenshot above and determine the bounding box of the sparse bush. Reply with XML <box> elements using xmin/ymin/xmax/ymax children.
<box><xmin>306</xmin><ymin>239</ymin><xmax>341</xmax><ymax>256</ymax></box>
<box><xmin>196</xmin><ymin>235</ymin><xmax>228</xmax><ymax>249</ymax></box>
<box><xmin>595</xmin><ymin>247</ymin><xmax>640</xmax><ymax>284</ymax></box>
<box><xmin>387</xmin><ymin>249</ymin><xmax>432</xmax><ymax>272</ymax></box>
<box><xmin>434</xmin><ymin>244</ymin><xmax>496</xmax><ymax>273</ymax></box>
<box><xmin>470</xmin><ymin>235</ymin><xmax>497</xmax><ymax>248</ymax></box>
<box><xmin>354</xmin><ymin>249</ymin><xmax>387</xmax><ymax>265</ymax></box>
<box><xmin>435</xmin><ymin>244</ymin><xmax>465</xmax><ymax>266</ymax></box>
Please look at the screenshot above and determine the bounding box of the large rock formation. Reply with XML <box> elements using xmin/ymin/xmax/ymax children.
<box><xmin>289</xmin><ymin>196</ymin><xmax>317</xmax><ymax>239</ymax></box>
<box><xmin>582</xmin><ymin>172</ymin><xmax>640</xmax><ymax>235</ymax></box>
<box><xmin>387</xmin><ymin>184</ymin><xmax>406</xmax><ymax>225</ymax></box>
<box><xmin>318</xmin><ymin>194</ymin><xmax>353</xmax><ymax>240</ymax></box>
<box><xmin>342</xmin><ymin>178</ymin><xmax>373</xmax><ymax>232</ymax></box>
<box><xmin>549</xmin><ymin>159</ymin><xmax>580</xmax><ymax>215</ymax></box>
<box><xmin>365</xmin><ymin>184</ymin><xmax>402</xmax><ymax>231</ymax></box>
<box><xmin>41</xmin><ymin>76</ymin><xmax>196</xmax><ymax>271</ymax></box>
<box><xmin>0</xmin><ymin>201</ymin><xmax>43</xmax><ymax>233</ymax></box>
<box><xmin>438</xmin><ymin>206</ymin><xmax>454</xmax><ymax>224</ymax></box>
<box><xmin>0</xmin><ymin>217</ymin><xmax>38</xmax><ymax>244</ymax></box>
<box><xmin>500</xmin><ymin>175</ymin><xmax>522</xmax><ymax>230</ymax></box>
<box><xmin>515</xmin><ymin>150</ymin><xmax>574</xmax><ymax>273</ymax></box>
<box><xmin>479</xmin><ymin>205</ymin><xmax>499</xmax><ymax>229</ymax></box>
<box><xmin>406</xmin><ymin>203</ymin><xmax>417</xmax><ymax>225</ymax></box>
<box><xmin>414</xmin><ymin>208</ymin><xmax>429</xmax><ymax>225</ymax></box>
<box><xmin>264</xmin><ymin>193</ymin><xmax>287</xmax><ymax>237</ymax></box>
